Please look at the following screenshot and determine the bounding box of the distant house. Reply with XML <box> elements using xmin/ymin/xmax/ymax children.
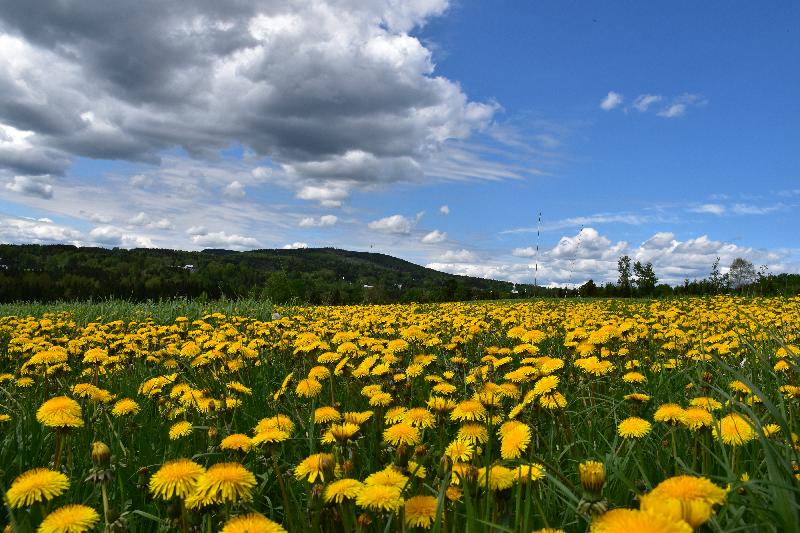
<box><xmin>363</xmin><ymin>284</ymin><xmax>374</xmax><ymax>289</ymax></box>
<box><xmin>180</xmin><ymin>264</ymin><xmax>197</xmax><ymax>272</ymax></box>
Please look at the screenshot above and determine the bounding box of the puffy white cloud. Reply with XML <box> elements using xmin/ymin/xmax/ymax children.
<box><xmin>435</xmin><ymin>249</ymin><xmax>476</xmax><ymax>262</ymax></box>
<box><xmin>512</xmin><ymin>246</ymin><xmax>537</xmax><ymax>257</ymax></box>
<box><xmin>299</xmin><ymin>214</ymin><xmax>338</xmax><ymax>227</ymax></box>
<box><xmin>5</xmin><ymin>175</ymin><xmax>53</xmax><ymax>199</ymax></box>
<box><xmin>127</xmin><ymin>211</ymin><xmax>173</xmax><ymax>229</ymax></box>
<box><xmin>367</xmin><ymin>214</ymin><xmax>415</xmax><ymax>235</ymax></box>
<box><xmin>439</xmin><ymin>204</ymin><xmax>450</xmax><ymax>215</ymax></box>
<box><xmin>296</xmin><ymin>183</ymin><xmax>351</xmax><ymax>207</ymax></box>
<box><xmin>222</xmin><ymin>180</ymin><xmax>246</xmax><ymax>199</ymax></box>
<box><xmin>600</xmin><ymin>91</ymin><xmax>623</xmax><ymax>111</ymax></box>
<box><xmin>641</xmin><ymin>232</ymin><xmax>676</xmax><ymax>250</ymax></box>
<box><xmin>549</xmin><ymin>227</ymin><xmax>626</xmax><ymax>260</ymax></box>
<box><xmin>0</xmin><ymin>215</ymin><xmax>81</xmax><ymax>244</ymax></box>
<box><xmin>283</xmin><ymin>241</ymin><xmax>308</xmax><ymax>249</ymax></box>
<box><xmin>190</xmin><ymin>231</ymin><xmax>259</xmax><ymax>250</ymax></box>
<box><xmin>421</xmin><ymin>229</ymin><xmax>447</xmax><ymax>243</ymax></box>
<box><xmin>88</xmin><ymin>225</ymin><xmax>154</xmax><ymax>248</ymax></box>
<box><xmin>0</xmin><ymin>1</ymin><xmax>496</xmax><ymax>205</ymax></box>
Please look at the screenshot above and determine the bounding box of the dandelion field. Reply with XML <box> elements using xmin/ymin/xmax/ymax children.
<box><xmin>1</xmin><ymin>297</ymin><xmax>799</xmax><ymax>532</ymax></box>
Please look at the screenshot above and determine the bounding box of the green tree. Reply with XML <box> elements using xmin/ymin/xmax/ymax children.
<box><xmin>729</xmin><ymin>257</ymin><xmax>756</xmax><ymax>289</ymax></box>
<box><xmin>617</xmin><ymin>255</ymin><xmax>632</xmax><ymax>296</ymax></box>
<box><xmin>633</xmin><ymin>261</ymin><xmax>658</xmax><ymax>295</ymax></box>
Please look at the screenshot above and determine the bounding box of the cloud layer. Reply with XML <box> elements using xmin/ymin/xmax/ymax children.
<box><xmin>0</xmin><ymin>0</ymin><xmax>495</xmax><ymax>203</ymax></box>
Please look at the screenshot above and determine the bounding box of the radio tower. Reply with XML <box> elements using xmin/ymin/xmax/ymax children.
<box><xmin>534</xmin><ymin>211</ymin><xmax>541</xmax><ymax>297</ymax></box>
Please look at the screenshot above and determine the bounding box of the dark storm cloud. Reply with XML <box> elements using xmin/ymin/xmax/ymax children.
<box><xmin>0</xmin><ymin>0</ymin><xmax>495</xmax><ymax>202</ymax></box>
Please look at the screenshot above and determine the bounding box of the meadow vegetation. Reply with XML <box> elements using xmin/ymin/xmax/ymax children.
<box><xmin>0</xmin><ymin>296</ymin><xmax>798</xmax><ymax>532</ymax></box>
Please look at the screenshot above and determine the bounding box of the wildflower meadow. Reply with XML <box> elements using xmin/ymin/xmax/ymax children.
<box><xmin>0</xmin><ymin>296</ymin><xmax>798</xmax><ymax>532</ymax></box>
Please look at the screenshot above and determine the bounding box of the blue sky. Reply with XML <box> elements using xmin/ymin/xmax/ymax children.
<box><xmin>0</xmin><ymin>1</ymin><xmax>798</xmax><ymax>285</ymax></box>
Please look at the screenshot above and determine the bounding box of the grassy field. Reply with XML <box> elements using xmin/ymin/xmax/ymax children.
<box><xmin>0</xmin><ymin>296</ymin><xmax>798</xmax><ymax>532</ymax></box>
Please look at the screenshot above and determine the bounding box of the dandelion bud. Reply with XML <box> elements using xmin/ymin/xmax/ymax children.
<box><xmin>414</xmin><ymin>444</ymin><xmax>428</xmax><ymax>457</ymax></box>
<box><xmin>356</xmin><ymin>514</ymin><xmax>373</xmax><ymax>527</ymax></box>
<box><xmin>342</xmin><ymin>459</ymin><xmax>354</xmax><ymax>475</ymax></box>
<box><xmin>207</xmin><ymin>426</ymin><xmax>218</xmax><ymax>440</ymax></box>
<box><xmin>91</xmin><ymin>441</ymin><xmax>111</xmax><ymax>467</ymax></box>
<box><xmin>579</xmin><ymin>460</ymin><xmax>605</xmax><ymax>495</ymax></box>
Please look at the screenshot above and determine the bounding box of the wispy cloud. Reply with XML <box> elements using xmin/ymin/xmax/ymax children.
<box><xmin>501</xmin><ymin>212</ymin><xmax>653</xmax><ymax>235</ymax></box>
<box><xmin>600</xmin><ymin>91</ymin><xmax>623</xmax><ymax>111</ymax></box>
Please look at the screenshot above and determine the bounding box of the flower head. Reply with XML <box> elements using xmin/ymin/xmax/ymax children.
<box><xmin>294</xmin><ymin>453</ymin><xmax>334</xmax><ymax>483</ymax></box>
<box><xmin>186</xmin><ymin>462</ymin><xmax>256</xmax><ymax>508</ymax></box>
<box><xmin>221</xmin><ymin>513</ymin><xmax>287</xmax><ymax>533</ymax></box>
<box><xmin>713</xmin><ymin>413</ymin><xmax>757</xmax><ymax>446</ymax></box>
<box><xmin>640</xmin><ymin>475</ymin><xmax>727</xmax><ymax>529</ymax></box>
<box><xmin>383</xmin><ymin>423</ymin><xmax>421</xmax><ymax>447</ymax></box>
<box><xmin>356</xmin><ymin>484</ymin><xmax>404</xmax><ymax>512</ymax></box>
<box><xmin>37</xmin><ymin>504</ymin><xmax>100</xmax><ymax>533</ymax></box>
<box><xmin>36</xmin><ymin>396</ymin><xmax>83</xmax><ymax>429</ymax></box>
<box><xmin>6</xmin><ymin>468</ymin><xmax>70</xmax><ymax>508</ymax></box>
<box><xmin>404</xmin><ymin>495</ymin><xmax>437</xmax><ymax>528</ymax></box>
<box><xmin>618</xmin><ymin>417</ymin><xmax>652</xmax><ymax>439</ymax></box>
<box><xmin>590</xmin><ymin>508</ymin><xmax>691</xmax><ymax>533</ymax></box>
<box><xmin>149</xmin><ymin>458</ymin><xmax>205</xmax><ymax>500</ymax></box>
<box><xmin>324</xmin><ymin>479</ymin><xmax>364</xmax><ymax>504</ymax></box>
<box><xmin>579</xmin><ymin>461</ymin><xmax>605</xmax><ymax>493</ymax></box>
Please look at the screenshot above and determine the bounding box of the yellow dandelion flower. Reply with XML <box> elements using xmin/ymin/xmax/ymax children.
<box><xmin>477</xmin><ymin>465</ymin><xmax>516</xmax><ymax>491</ymax></box>
<box><xmin>640</xmin><ymin>475</ymin><xmax>727</xmax><ymax>529</ymax></box>
<box><xmin>356</xmin><ymin>484</ymin><xmax>404</xmax><ymax>512</ymax></box>
<box><xmin>324</xmin><ymin>479</ymin><xmax>364</xmax><ymax>504</ymax></box>
<box><xmin>499</xmin><ymin>421</ymin><xmax>531</xmax><ymax>460</ymax></box>
<box><xmin>516</xmin><ymin>463</ymin><xmax>546</xmax><ymax>483</ymax></box>
<box><xmin>251</xmin><ymin>428</ymin><xmax>289</xmax><ymax>447</ymax></box>
<box><xmin>149</xmin><ymin>458</ymin><xmax>205</xmax><ymax>500</ymax></box>
<box><xmin>294</xmin><ymin>453</ymin><xmax>334</xmax><ymax>483</ymax></box>
<box><xmin>314</xmin><ymin>406</ymin><xmax>341</xmax><ymax>424</ymax></box>
<box><xmin>458</xmin><ymin>423</ymin><xmax>488</xmax><ymax>445</ymax></box>
<box><xmin>383</xmin><ymin>423</ymin><xmax>421</xmax><ymax>447</ymax></box>
<box><xmin>365</xmin><ymin>466</ymin><xmax>409</xmax><ymax>489</ymax></box>
<box><xmin>681</xmin><ymin>407</ymin><xmax>713</xmax><ymax>431</ymax></box>
<box><xmin>221</xmin><ymin>513</ymin><xmax>286</xmax><ymax>533</ymax></box>
<box><xmin>590</xmin><ymin>508</ymin><xmax>691</xmax><ymax>533</ymax></box>
<box><xmin>295</xmin><ymin>378</ymin><xmax>322</xmax><ymax>398</ymax></box>
<box><xmin>451</xmin><ymin>400</ymin><xmax>486</xmax><ymax>422</ymax></box>
<box><xmin>533</xmin><ymin>375</ymin><xmax>559</xmax><ymax>396</ymax></box>
<box><xmin>343</xmin><ymin>411</ymin><xmax>373</xmax><ymax>425</ymax></box>
<box><xmin>220</xmin><ymin>434</ymin><xmax>252</xmax><ymax>452</ymax></box>
<box><xmin>186</xmin><ymin>462</ymin><xmax>256</xmax><ymax>508</ymax></box>
<box><xmin>169</xmin><ymin>420</ymin><xmax>193</xmax><ymax>440</ymax></box>
<box><xmin>404</xmin><ymin>495</ymin><xmax>437</xmax><ymax>529</ymax></box>
<box><xmin>36</xmin><ymin>396</ymin><xmax>84</xmax><ymax>429</ymax></box>
<box><xmin>37</xmin><ymin>504</ymin><xmax>100</xmax><ymax>533</ymax></box>
<box><xmin>6</xmin><ymin>468</ymin><xmax>70</xmax><ymax>508</ymax></box>
<box><xmin>713</xmin><ymin>413</ymin><xmax>756</xmax><ymax>446</ymax></box>
<box><xmin>618</xmin><ymin>417</ymin><xmax>652</xmax><ymax>439</ymax></box>
<box><xmin>689</xmin><ymin>397</ymin><xmax>723</xmax><ymax>411</ymax></box>
<box><xmin>654</xmin><ymin>404</ymin><xmax>686</xmax><ymax>425</ymax></box>
<box><xmin>445</xmin><ymin>439</ymin><xmax>474</xmax><ymax>462</ymax></box>
<box><xmin>111</xmin><ymin>398</ymin><xmax>140</xmax><ymax>417</ymax></box>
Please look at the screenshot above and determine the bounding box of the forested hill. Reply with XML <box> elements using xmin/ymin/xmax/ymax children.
<box><xmin>0</xmin><ymin>244</ymin><xmax>542</xmax><ymax>303</ymax></box>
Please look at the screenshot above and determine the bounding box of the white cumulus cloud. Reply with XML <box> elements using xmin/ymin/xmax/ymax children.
<box><xmin>600</xmin><ymin>91</ymin><xmax>623</xmax><ymax>111</ymax></box>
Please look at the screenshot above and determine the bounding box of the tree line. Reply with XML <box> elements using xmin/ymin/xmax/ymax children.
<box><xmin>571</xmin><ymin>255</ymin><xmax>799</xmax><ymax>298</ymax></box>
<box><xmin>0</xmin><ymin>244</ymin><xmax>796</xmax><ymax>304</ymax></box>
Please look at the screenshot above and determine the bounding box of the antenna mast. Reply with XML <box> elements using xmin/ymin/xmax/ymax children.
<box><xmin>534</xmin><ymin>211</ymin><xmax>541</xmax><ymax>297</ymax></box>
